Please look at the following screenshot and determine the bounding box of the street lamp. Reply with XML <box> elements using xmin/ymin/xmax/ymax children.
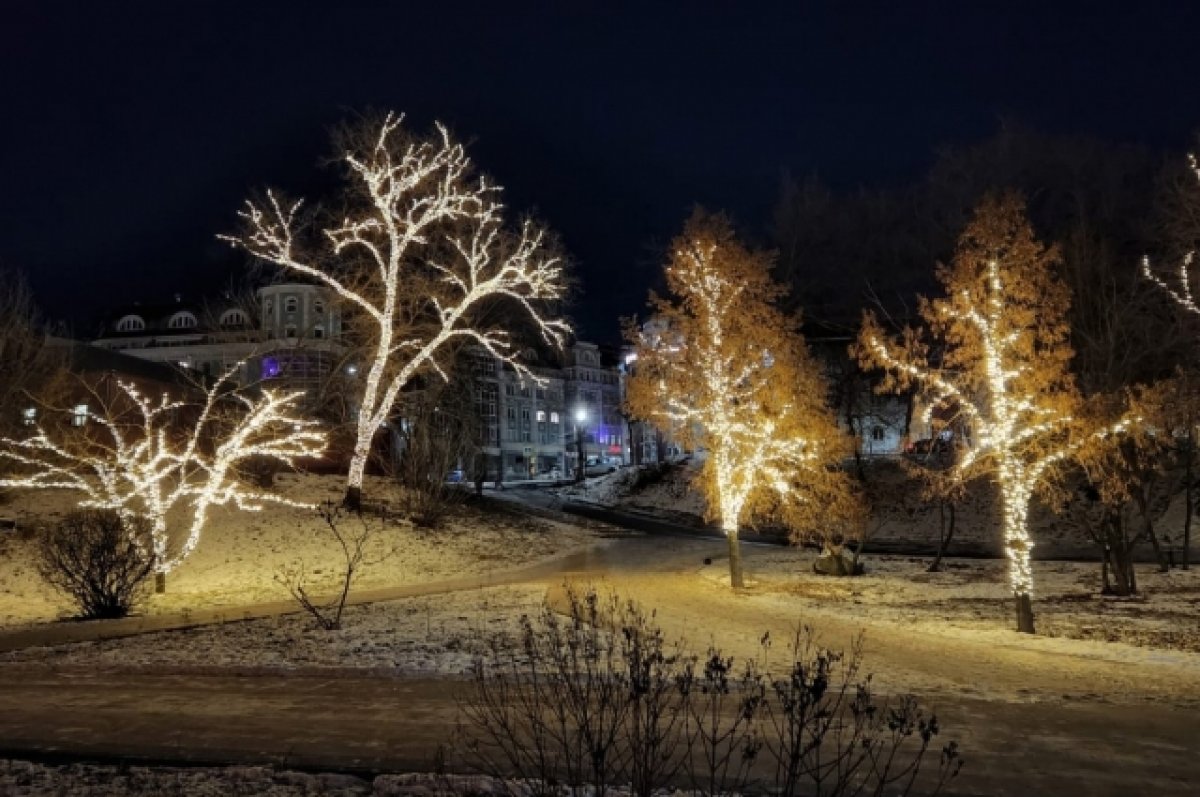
<box><xmin>574</xmin><ymin>406</ymin><xmax>587</xmax><ymax>483</ymax></box>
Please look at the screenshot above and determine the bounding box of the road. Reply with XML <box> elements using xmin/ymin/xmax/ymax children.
<box><xmin>0</xmin><ymin>519</ymin><xmax>1197</xmax><ymax>795</ymax></box>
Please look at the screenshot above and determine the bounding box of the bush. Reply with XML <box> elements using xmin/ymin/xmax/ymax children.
<box><xmin>458</xmin><ymin>586</ymin><xmax>962</xmax><ymax>796</ymax></box>
<box><xmin>630</xmin><ymin>462</ymin><xmax>674</xmax><ymax>492</ymax></box>
<box><xmin>36</xmin><ymin>510</ymin><xmax>155</xmax><ymax>619</ymax></box>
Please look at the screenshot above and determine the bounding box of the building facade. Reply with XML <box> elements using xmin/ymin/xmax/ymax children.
<box><xmin>93</xmin><ymin>288</ymin><xmax>633</xmax><ymax>482</ymax></box>
<box><xmin>92</xmin><ymin>284</ymin><xmax>344</xmax><ymax>400</ymax></box>
<box><xmin>469</xmin><ymin>341</ymin><xmax>628</xmax><ymax>482</ymax></box>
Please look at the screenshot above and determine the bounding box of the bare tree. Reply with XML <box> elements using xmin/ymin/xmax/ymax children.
<box><xmin>275</xmin><ymin>502</ymin><xmax>390</xmax><ymax>630</ymax></box>
<box><xmin>0</xmin><ymin>270</ymin><xmax>67</xmax><ymax>438</ymax></box>
<box><xmin>223</xmin><ymin>112</ymin><xmax>570</xmax><ymax>510</ymax></box>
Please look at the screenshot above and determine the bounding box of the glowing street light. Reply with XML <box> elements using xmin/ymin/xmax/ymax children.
<box><xmin>574</xmin><ymin>406</ymin><xmax>587</xmax><ymax>483</ymax></box>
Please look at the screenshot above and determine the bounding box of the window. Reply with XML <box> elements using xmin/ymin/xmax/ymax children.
<box><xmin>219</xmin><ymin>309</ymin><xmax>247</xmax><ymax>327</ymax></box>
<box><xmin>313</xmin><ymin>324</ymin><xmax>325</xmax><ymax>339</ymax></box>
<box><xmin>507</xmin><ymin>407</ymin><xmax>517</xmax><ymax>421</ymax></box>
<box><xmin>872</xmin><ymin>426</ymin><xmax>886</xmax><ymax>442</ymax></box>
<box><xmin>550</xmin><ymin>411</ymin><xmax>559</xmax><ymax>424</ymax></box>
<box><xmin>521</xmin><ymin>408</ymin><xmax>531</xmax><ymax>421</ymax></box>
<box><xmin>115</xmin><ymin>315</ymin><xmax>145</xmax><ymax>333</ymax></box>
<box><xmin>535</xmin><ymin>388</ymin><xmax>545</xmax><ymax>399</ymax></box>
<box><xmin>168</xmin><ymin>311</ymin><xmax>197</xmax><ymax>329</ymax></box>
<box><xmin>21</xmin><ymin>407</ymin><xmax>36</xmax><ymax>426</ymax></box>
<box><xmin>313</xmin><ymin>299</ymin><xmax>325</xmax><ymax>315</ymax></box>
<box><xmin>505</xmin><ymin>384</ymin><xmax>516</xmax><ymax>396</ymax></box>
<box><xmin>264</xmin><ymin>298</ymin><xmax>274</xmax><ymax>315</ymax></box>
<box><xmin>285</xmin><ymin>297</ymin><xmax>298</xmax><ymax>313</ymax></box>
<box><xmin>72</xmin><ymin>404</ymin><xmax>88</xmax><ymax>427</ymax></box>
<box><xmin>536</xmin><ymin>410</ymin><xmax>546</xmax><ymax>422</ymax></box>
<box><xmin>284</xmin><ymin>325</ymin><xmax>297</xmax><ymax>339</ymax></box>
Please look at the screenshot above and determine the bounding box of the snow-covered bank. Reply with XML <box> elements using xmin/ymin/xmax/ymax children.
<box><xmin>0</xmin><ymin>474</ymin><xmax>598</xmax><ymax>628</ymax></box>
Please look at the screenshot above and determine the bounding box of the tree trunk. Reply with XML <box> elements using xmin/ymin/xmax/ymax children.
<box><xmin>929</xmin><ymin>501</ymin><xmax>956</xmax><ymax>573</ymax></box>
<box><xmin>1104</xmin><ymin>512</ymin><xmax>1137</xmax><ymax>596</ymax></box>
<box><xmin>343</xmin><ymin>485</ymin><xmax>363</xmax><ymax>513</ymax></box>
<box><xmin>1014</xmin><ymin>592</ymin><xmax>1035</xmax><ymax>634</ymax></box>
<box><xmin>1133</xmin><ymin>485</ymin><xmax>1169</xmax><ymax>573</ymax></box>
<box><xmin>1185</xmin><ymin>425</ymin><xmax>1194</xmax><ymax>570</ymax></box>
<box><xmin>725</xmin><ymin>524</ymin><xmax>744</xmax><ymax>588</ymax></box>
<box><xmin>1001</xmin><ymin>483</ymin><xmax>1036</xmax><ymax>633</ymax></box>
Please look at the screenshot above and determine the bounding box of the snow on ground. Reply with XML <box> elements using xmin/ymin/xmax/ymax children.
<box><xmin>712</xmin><ymin>546</ymin><xmax>1200</xmax><ymax>653</ymax></box>
<box><xmin>0</xmin><ymin>760</ymin><xmax>514</xmax><ymax>797</ymax></box>
<box><xmin>0</xmin><ymin>584</ymin><xmax>542</xmax><ymax>674</ymax></box>
<box><xmin>0</xmin><ymin>473</ymin><xmax>598</xmax><ymax>628</ymax></box>
<box><xmin>556</xmin><ymin>458</ymin><xmax>707</xmax><ymax>518</ymax></box>
<box><xmin>559</xmin><ymin>458</ymin><xmax>1200</xmax><ymax>560</ymax></box>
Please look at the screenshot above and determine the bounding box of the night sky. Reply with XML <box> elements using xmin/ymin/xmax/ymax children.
<box><xmin>3</xmin><ymin>2</ymin><xmax>1199</xmax><ymax>342</ymax></box>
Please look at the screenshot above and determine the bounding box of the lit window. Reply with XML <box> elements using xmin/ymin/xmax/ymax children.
<box><xmin>22</xmin><ymin>407</ymin><xmax>36</xmax><ymax>426</ymax></box>
<box><xmin>550</xmin><ymin>412</ymin><xmax>559</xmax><ymax>424</ymax></box>
<box><xmin>220</xmin><ymin>309</ymin><xmax>247</xmax><ymax>327</ymax></box>
<box><xmin>536</xmin><ymin>410</ymin><xmax>546</xmax><ymax>422</ymax></box>
<box><xmin>168</xmin><ymin>311</ymin><xmax>197</xmax><ymax>329</ymax></box>
<box><xmin>72</xmin><ymin>404</ymin><xmax>88</xmax><ymax>427</ymax></box>
<box><xmin>115</xmin><ymin>315</ymin><xmax>145</xmax><ymax>332</ymax></box>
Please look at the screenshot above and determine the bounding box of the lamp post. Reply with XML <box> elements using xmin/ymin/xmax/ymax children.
<box><xmin>574</xmin><ymin>406</ymin><xmax>587</xmax><ymax>483</ymax></box>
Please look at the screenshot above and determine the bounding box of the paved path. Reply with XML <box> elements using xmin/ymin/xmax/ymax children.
<box><xmin>0</xmin><ymin>667</ymin><xmax>1193</xmax><ymax>796</ymax></box>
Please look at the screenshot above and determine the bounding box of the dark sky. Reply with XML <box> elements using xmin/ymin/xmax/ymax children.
<box><xmin>3</xmin><ymin>2</ymin><xmax>1199</xmax><ymax>342</ymax></box>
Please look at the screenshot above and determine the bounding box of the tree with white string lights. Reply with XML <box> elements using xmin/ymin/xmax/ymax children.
<box><xmin>1143</xmin><ymin>154</ymin><xmax>1200</xmax><ymax>316</ymax></box>
<box><xmin>625</xmin><ymin>211</ymin><xmax>853</xmax><ymax>588</ymax></box>
<box><xmin>0</xmin><ymin>368</ymin><xmax>326</xmax><ymax>591</ymax></box>
<box><xmin>858</xmin><ymin>195</ymin><xmax>1131</xmax><ymax>633</ymax></box>
<box><xmin>222</xmin><ymin>112</ymin><xmax>569</xmax><ymax>509</ymax></box>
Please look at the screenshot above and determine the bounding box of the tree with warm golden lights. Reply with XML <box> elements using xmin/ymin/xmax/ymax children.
<box><xmin>625</xmin><ymin>212</ymin><xmax>853</xmax><ymax>588</ymax></box>
<box><xmin>859</xmin><ymin>196</ymin><xmax>1131</xmax><ymax>633</ymax></box>
<box><xmin>223</xmin><ymin>112</ymin><xmax>569</xmax><ymax>509</ymax></box>
<box><xmin>0</xmin><ymin>369</ymin><xmax>326</xmax><ymax>590</ymax></box>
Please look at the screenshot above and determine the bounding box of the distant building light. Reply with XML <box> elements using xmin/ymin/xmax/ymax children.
<box><xmin>22</xmin><ymin>407</ymin><xmax>36</xmax><ymax>426</ymax></box>
<box><xmin>624</xmin><ymin>352</ymin><xmax>638</xmax><ymax>365</ymax></box>
<box><xmin>347</xmin><ymin>364</ymin><xmax>358</xmax><ymax>375</ymax></box>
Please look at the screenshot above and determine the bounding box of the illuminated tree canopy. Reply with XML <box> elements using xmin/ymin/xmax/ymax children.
<box><xmin>223</xmin><ymin>112</ymin><xmax>569</xmax><ymax>508</ymax></box>
<box><xmin>859</xmin><ymin>195</ymin><xmax>1130</xmax><ymax>632</ymax></box>
<box><xmin>626</xmin><ymin>211</ymin><xmax>853</xmax><ymax>588</ymax></box>
<box><xmin>0</xmin><ymin>369</ymin><xmax>326</xmax><ymax>580</ymax></box>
